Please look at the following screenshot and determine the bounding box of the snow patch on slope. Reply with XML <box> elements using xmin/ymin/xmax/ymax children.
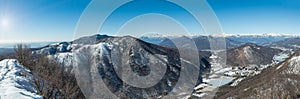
<box><xmin>48</xmin><ymin>52</ymin><xmax>74</xmax><ymax>68</ymax></box>
<box><xmin>0</xmin><ymin>59</ymin><xmax>42</xmax><ymax>99</ymax></box>
<box><xmin>243</xmin><ymin>46</ymin><xmax>253</xmax><ymax>60</ymax></box>
<box><xmin>286</xmin><ymin>56</ymin><xmax>300</xmax><ymax>74</ymax></box>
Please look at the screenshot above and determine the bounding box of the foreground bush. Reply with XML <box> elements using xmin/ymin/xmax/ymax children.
<box><xmin>14</xmin><ymin>44</ymin><xmax>85</xmax><ymax>98</ymax></box>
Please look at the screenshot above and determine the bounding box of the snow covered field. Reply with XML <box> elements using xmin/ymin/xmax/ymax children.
<box><xmin>0</xmin><ymin>59</ymin><xmax>42</xmax><ymax>99</ymax></box>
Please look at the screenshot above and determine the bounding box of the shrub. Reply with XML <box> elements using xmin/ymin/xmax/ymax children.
<box><xmin>14</xmin><ymin>44</ymin><xmax>85</xmax><ymax>98</ymax></box>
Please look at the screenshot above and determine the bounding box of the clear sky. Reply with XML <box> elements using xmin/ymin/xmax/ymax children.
<box><xmin>0</xmin><ymin>0</ymin><xmax>91</xmax><ymax>43</ymax></box>
<box><xmin>208</xmin><ymin>0</ymin><xmax>300</xmax><ymax>34</ymax></box>
<box><xmin>0</xmin><ymin>0</ymin><xmax>300</xmax><ymax>43</ymax></box>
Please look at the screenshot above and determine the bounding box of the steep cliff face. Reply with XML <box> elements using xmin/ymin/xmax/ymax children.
<box><xmin>216</xmin><ymin>50</ymin><xmax>300</xmax><ymax>98</ymax></box>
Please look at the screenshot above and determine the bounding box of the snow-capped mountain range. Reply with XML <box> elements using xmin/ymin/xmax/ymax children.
<box><xmin>157</xmin><ymin>33</ymin><xmax>300</xmax><ymax>51</ymax></box>
<box><xmin>1</xmin><ymin>33</ymin><xmax>300</xmax><ymax>98</ymax></box>
<box><xmin>31</xmin><ymin>35</ymin><xmax>211</xmax><ymax>98</ymax></box>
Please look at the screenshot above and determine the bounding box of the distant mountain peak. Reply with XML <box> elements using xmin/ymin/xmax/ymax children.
<box><xmin>240</xmin><ymin>43</ymin><xmax>258</xmax><ymax>47</ymax></box>
<box><xmin>227</xmin><ymin>43</ymin><xmax>282</xmax><ymax>66</ymax></box>
<box><xmin>73</xmin><ymin>34</ymin><xmax>111</xmax><ymax>44</ymax></box>
<box><xmin>225</xmin><ymin>33</ymin><xmax>300</xmax><ymax>37</ymax></box>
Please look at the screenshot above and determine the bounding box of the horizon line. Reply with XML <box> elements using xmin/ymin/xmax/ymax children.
<box><xmin>1</xmin><ymin>32</ymin><xmax>300</xmax><ymax>44</ymax></box>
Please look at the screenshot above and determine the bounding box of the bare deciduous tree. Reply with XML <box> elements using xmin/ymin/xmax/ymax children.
<box><xmin>14</xmin><ymin>44</ymin><xmax>85</xmax><ymax>98</ymax></box>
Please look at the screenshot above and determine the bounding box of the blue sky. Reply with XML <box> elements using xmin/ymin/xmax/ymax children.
<box><xmin>208</xmin><ymin>0</ymin><xmax>300</xmax><ymax>34</ymax></box>
<box><xmin>0</xmin><ymin>0</ymin><xmax>300</xmax><ymax>43</ymax></box>
<box><xmin>99</xmin><ymin>0</ymin><xmax>202</xmax><ymax>37</ymax></box>
<box><xmin>0</xmin><ymin>0</ymin><xmax>90</xmax><ymax>43</ymax></box>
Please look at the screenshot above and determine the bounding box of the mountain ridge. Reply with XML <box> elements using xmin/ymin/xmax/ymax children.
<box><xmin>215</xmin><ymin>49</ymin><xmax>300</xmax><ymax>98</ymax></box>
<box><xmin>226</xmin><ymin>43</ymin><xmax>282</xmax><ymax>66</ymax></box>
